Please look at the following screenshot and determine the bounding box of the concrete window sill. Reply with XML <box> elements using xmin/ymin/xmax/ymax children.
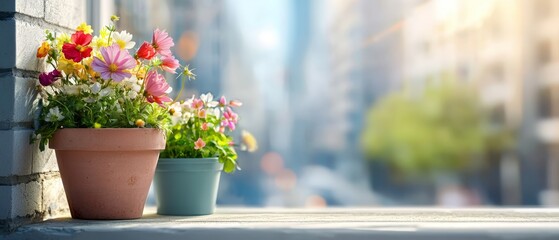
<box><xmin>5</xmin><ymin>208</ymin><xmax>559</xmax><ymax>240</ymax></box>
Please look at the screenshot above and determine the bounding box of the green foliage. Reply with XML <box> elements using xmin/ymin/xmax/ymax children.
<box><xmin>159</xmin><ymin>96</ymin><xmax>242</xmax><ymax>173</ymax></box>
<box><xmin>34</xmin><ymin>78</ymin><xmax>171</xmax><ymax>151</ymax></box>
<box><xmin>360</xmin><ymin>81</ymin><xmax>514</xmax><ymax>175</ymax></box>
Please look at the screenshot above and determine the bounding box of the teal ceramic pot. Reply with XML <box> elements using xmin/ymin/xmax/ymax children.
<box><xmin>154</xmin><ymin>158</ymin><xmax>223</xmax><ymax>216</ymax></box>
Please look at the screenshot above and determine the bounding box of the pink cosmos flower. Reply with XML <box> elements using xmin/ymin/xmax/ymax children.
<box><xmin>194</xmin><ymin>138</ymin><xmax>206</xmax><ymax>150</ymax></box>
<box><xmin>144</xmin><ymin>70</ymin><xmax>172</xmax><ymax>106</ymax></box>
<box><xmin>152</xmin><ymin>29</ymin><xmax>174</xmax><ymax>57</ymax></box>
<box><xmin>161</xmin><ymin>55</ymin><xmax>180</xmax><ymax>73</ymax></box>
<box><xmin>91</xmin><ymin>44</ymin><xmax>136</xmax><ymax>82</ymax></box>
<box><xmin>191</xmin><ymin>99</ymin><xmax>204</xmax><ymax>109</ymax></box>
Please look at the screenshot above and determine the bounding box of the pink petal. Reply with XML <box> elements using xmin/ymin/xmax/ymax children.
<box><xmin>100</xmin><ymin>71</ymin><xmax>112</xmax><ymax>80</ymax></box>
<box><xmin>111</xmin><ymin>72</ymin><xmax>130</xmax><ymax>82</ymax></box>
<box><xmin>91</xmin><ymin>57</ymin><xmax>107</xmax><ymax>74</ymax></box>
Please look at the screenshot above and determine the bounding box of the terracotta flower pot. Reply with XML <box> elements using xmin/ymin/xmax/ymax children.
<box><xmin>49</xmin><ymin>128</ymin><xmax>165</xmax><ymax>220</ymax></box>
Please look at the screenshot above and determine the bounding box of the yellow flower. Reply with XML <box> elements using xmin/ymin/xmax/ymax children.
<box><xmin>91</xmin><ymin>36</ymin><xmax>109</xmax><ymax>51</ymax></box>
<box><xmin>76</xmin><ymin>22</ymin><xmax>93</xmax><ymax>34</ymax></box>
<box><xmin>99</xmin><ymin>27</ymin><xmax>110</xmax><ymax>39</ymax></box>
<box><xmin>241</xmin><ymin>130</ymin><xmax>258</xmax><ymax>152</ymax></box>
<box><xmin>36</xmin><ymin>41</ymin><xmax>50</xmax><ymax>58</ymax></box>
<box><xmin>111</xmin><ymin>15</ymin><xmax>120</xmax><ymax>22</ymax></box>
<box><xmin>134</xmin><ymin>65</ymin><xmax>147</xmax><ymax>79</ymax></box>
<box><xmin>81</xmin><ymin>57</ymin><xmax>98</xmax><ymax>78</ymax></box>
<box><xmin>56</xmin><ymin>33</ymin><xmax>71</xmax><ymax>49</ymax></box>
<box><xmin>58</xmin><ymin>56</ymin><xmax>84</xmax><ymax>76</ymax></box>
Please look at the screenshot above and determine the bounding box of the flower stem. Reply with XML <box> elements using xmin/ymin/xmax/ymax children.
<box><xmin>174</xmin><ymin>75</ymin><xmax>187</xmax><ymax>102</ymax></box>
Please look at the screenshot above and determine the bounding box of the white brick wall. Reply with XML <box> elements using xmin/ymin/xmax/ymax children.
<box><xmin>0</xmin><ymin>0</ymin><xmax>46</xmax><ymax>19</ymax></box>
<box><xmin>0</xmin><ymin>181</ymin><xmax>41</xmax><ymax>219</ymax></box>
<box><xmin>44</xmin><ymin>0</ymin><xmax>86</xmax><ymax>29</ymax></box>
<box><xmin>0</xmin><ymin>76</ymin><xmax>37</xmax><ymax>125</ymax></box>
<box><xmin>0</xmin><ymin>0</ymin><xmax>85</xmax><ymax>231</ymax></box>
<box><xmin>0</xmin><ymin>130</ymin><xmax>58</xmax><ymax>177</ymax></box>
<box><xmin>42</xmin><ymin>176</ymin><xmax>67</xmax><ymax>217</ymax></box>
<box><xmin>14</xmin><ymin>19</ymin><xmax>49</xmax><ymax>72</ymax></box>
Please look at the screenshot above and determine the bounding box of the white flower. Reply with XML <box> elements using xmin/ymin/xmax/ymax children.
<box><xmin>127</xmin><ymin>91</ymin><xmax>138</xmax><ymax>99</ymax></box>
<box><xmin>212</xmin><ymin>108</ymin><xmax>221</xmax><ymax>118</ymax></box>
<box><xmin>201</xmin><ymin>93</ymin><xmax>213</xmax><ymax>102</ymax></box>
<box><xmin>123</xmin><ymin>76</ymin><xmax>142</xmax><ymax>92</ymax></box>
<box><xmin>182</xmin><ymin>111</ymin><xmax>193</xmax><ymax>123</ymax></box>
<box><xmin>91</xmin><ymin>82</ymin><xmax>102</xmax><ymax>94</ymax></box>
<box><xmin>201</xmin><ymin>92</ymin><xmax>218</xmax><ymax>107</ymax></box>
<box><xmin>168</xmin><ymin>102</ymin><xmax>184</xmax><ymax>125</ymax></box>
<box><xmin>169</xmin><ymin>102</ymin><xmax>183</xmax><ymax>117</ymax></box>
<box><xmin>63</xmin><ymin>85</ymin><xmax>80</xmax><ymax>95</ymax></box>
<box><xmin>116</xmin><ymin>104</ymin><xmax>123</xmax><ymax>113</ymax></box>
<box><xmin>99</xmin><ymin>88</ymin><xmax>113</xmax><ymax>97</ymax></box>
<box><xmin>83</xmin><ymin>97</ymin><xmax>96</xmax><ymax>103</ymax></box>
<box><xmin>45</xmin><ymin>107</ymin><xmax>65</xmax><ymax>122</ymax></box>
<box><xmin>112</xmin><ymin>31</ymin><xmax>135</xmax><ymax>49</ymax></box>
<box><xmin>182</xmin><ymin>95</ymin><xmax>195</xmax><ymax>110</ymax></box>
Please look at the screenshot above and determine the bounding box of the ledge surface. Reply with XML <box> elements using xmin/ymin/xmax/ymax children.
<box><xmin>5</xmin><ymin>207</ymin><xmax>559</xmax><ymax>240</ymax></box>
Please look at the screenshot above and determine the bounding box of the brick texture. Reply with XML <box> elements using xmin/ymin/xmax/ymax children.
<box><xmin>0</xmin><ymin>0</ymin><xmax>85</xmax><ymax>230</ymax></box>
<box><xmin>0</xmin><ymin>76</ymin><xmax>37</xmax><ymax>126</ymax></box>
<box><xmin>0</xmin><ymin>0</ymin><xmax>45</xmax><ymax>18</ymax></box>
<box><xmin>0</xmin><ymin>181</ymin><xmax>41</xmax><ymax>219</ymax></box>
<box><xmin>14</xmin><ymin>19</ymin><xmax>50</xmax><ymax>72</ymax></box>
<box><xmin>44</xmin><ymin>0</ymin><xmax>86</xmax><ymax>29</ymax></box>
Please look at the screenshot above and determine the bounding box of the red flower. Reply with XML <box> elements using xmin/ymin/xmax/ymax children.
<box><xmin>62</xmin><ymin>31</ymin><xmax>93</xmax><ymax>62</ymax></box>
<box><xmin>137</xmin><ymin>41</ymin><xmax>156</xmax><ymax>60</ymax></box>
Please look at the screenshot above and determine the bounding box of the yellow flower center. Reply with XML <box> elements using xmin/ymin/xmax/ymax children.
<box><xmin>76</xmin><ymin>45</ymin><xmax>86</xmax><ymax>52</ymax></box>
<box><xmin>109</xmin><ymin>63</ymin><xmax>118</xmax><ymax>72</ymax></box>
<box><xmin>116</xmin><ymin>39</ymin><xmax>126</xmax><ymax>49</ymax></box>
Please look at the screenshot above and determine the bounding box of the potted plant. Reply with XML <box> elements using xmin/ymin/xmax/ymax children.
<box><xmin>156</xmin><ymin>90</ymin><xmax>257</xmax><ymax>216</ymax></box>
<box><xmin>33</xmin><ymin>16</ymin><xmax>184</xmax><ymax>219</ymax></box>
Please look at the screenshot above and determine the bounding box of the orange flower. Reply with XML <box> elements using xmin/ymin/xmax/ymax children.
<box><xmin>36</xmin><ymin>42</ymin><xmax>50</xmax><ymax>58</ymax></box>
<box><xmin>194</xmin><ymin>138</ymin><xmax>206</xmax><ymax>150</ymax></box>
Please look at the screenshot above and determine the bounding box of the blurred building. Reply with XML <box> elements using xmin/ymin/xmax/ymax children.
<box><xmin>400</xmin><ymin>0</ymin><xmax>556</xmax><ymax>205</ymax></box>
<box><xmin>531</xmin><ymin>0</ymin><xmax>559</xmax><ymax>206</ymax></box>
<box><xmin>286</xmin><ymin>0</ymin><xmax>411</xmax><ymax>205</ymax></box>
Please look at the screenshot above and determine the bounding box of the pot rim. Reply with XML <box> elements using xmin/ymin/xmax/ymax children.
<box><xmin>157</xmin><ymin>157</ymin><xmax>223</xmax><ymax>172</ymax></box>
<box><xmin>159</xmin><ymin>157</ymin><xmax>219</xmax><ymax>161</ymax></box>
<box><xmin>49</xmin><ymin>128</ymin><xmax>166</xmax><ymax>151</ymax></box>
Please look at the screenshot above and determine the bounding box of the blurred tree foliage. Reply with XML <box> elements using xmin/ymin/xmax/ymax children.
<box><xmin>360</xmin><ymin>81</ymin><xmax>514</xmax><ymax>175</ymax></box>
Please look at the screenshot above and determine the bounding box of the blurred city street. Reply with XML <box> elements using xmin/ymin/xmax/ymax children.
<box><xmin>111</xmin><ymin>0</ymin><xmax>559</xmax><ymax>207</ymax></box>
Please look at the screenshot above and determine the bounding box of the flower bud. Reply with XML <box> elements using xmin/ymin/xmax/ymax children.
<box><xmin>135</xmin><ymin>119</ymin><xmax>145</xmax><ymax>128</ymax></box>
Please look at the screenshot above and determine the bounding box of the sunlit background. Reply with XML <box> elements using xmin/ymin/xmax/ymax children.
<box><xmin>86</xmin><ymin>0</ymin><xmax>559</xmax><ymax>207</ymax></box>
